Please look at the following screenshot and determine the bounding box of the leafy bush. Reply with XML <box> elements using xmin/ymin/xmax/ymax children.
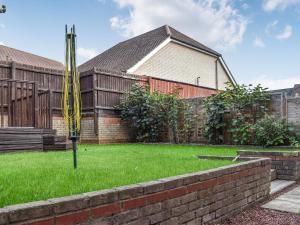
<box><xmin>203</xmin><ymin>83</ymin><xmax>270</xmax><ymax>144</ymax></box>
<box><xmin>117</xmin><ymin>84</ymin><xmax>195</xmax><ymax>143</ymax></box>
<box><xmin>253</xmin><ymin>116</ymin><xmax>299</xmax><ymax>147</ymax></box>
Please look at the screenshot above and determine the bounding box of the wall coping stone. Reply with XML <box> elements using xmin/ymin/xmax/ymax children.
<box><xmin>238</xmin><ymin>150</ymin><xmax>300</xmax><ymax>157</ymax></box>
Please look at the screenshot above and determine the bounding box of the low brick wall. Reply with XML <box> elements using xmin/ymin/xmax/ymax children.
<box><xmin>0</xmin><ymin>158</ymin><xmax>270</xmax><ymax>225</ymax></box>
<box><xmin>52</xmin><ymin>117</ymin><xmax>68</xmax><ymax>136</ymax></box>
<box><xmin>80</xmin><ymin>115</ymin><xmax>133</xmax><ymax>144</ymax></box>
<box><xmin>238</xmin><ymin>150</ymin><xmax>300</xmax><ymax>180</ymax></box>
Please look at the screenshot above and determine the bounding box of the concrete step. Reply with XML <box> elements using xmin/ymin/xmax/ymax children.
<box><xmin>271</xmin><ymin>169</ymin><xmax>277</xmax><ymax>181</ymax></box>
<box><xmin>270</xmin><ymin>180</ymin><xmax>296</xmax><ymax>195</ymax></box>
<box><xmin>263</xmin><ymin>185</ymin><xmax>300</xmax><ymax>214</ymax></box>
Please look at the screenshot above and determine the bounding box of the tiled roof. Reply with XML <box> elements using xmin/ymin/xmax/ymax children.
<box><xmin>78</xmin><ymin>25</ymin><xmax>221</xmax><ymax>73</ymax></box>
<box><xmin>0</xmin><ymin>44</ymin><xmax>64</xmax><ymax>71</ymax></box>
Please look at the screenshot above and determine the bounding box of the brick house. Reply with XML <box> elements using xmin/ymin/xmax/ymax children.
<box><xmin>78</xmin><ymin>25</ymin><xmax>237</xmax><ymax>143</ymax></box>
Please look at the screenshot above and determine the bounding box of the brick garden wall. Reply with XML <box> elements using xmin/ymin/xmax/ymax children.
<box><xmin>0</xmin><ymin>158</ymin><xmax>271</xmax><ymax>225</ymax></box>
<box><xmin>238</xmin><ymin>150</ymin><xmax>300</xmax><ymax>181</ymax></box>
<box><xmin>79</xmin><ymin>115</ymin><xmax>133</xmax><ymax>144</ymax></box>
<box><xmin>52</xmin><ymin>117</ymin><xmax>68</xmax><ymax>136</ymax></box>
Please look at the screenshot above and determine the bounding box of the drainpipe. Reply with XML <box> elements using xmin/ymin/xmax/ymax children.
<box><xmin>215</xmin><ymin>58</ymin><xmax>218</xmax><ymax>90</ymax></box>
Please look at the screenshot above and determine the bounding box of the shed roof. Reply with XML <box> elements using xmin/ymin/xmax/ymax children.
<box><xmin>0</xmin><ymin>44</ymin><xmax>64</xmax><ymax>71</ymax></box>
<box><xmin>78</xmin><ymin>25</ymin><xmax>221</xmax><ymax>73</ymax></box>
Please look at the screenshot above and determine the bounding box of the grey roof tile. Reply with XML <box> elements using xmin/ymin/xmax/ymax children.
<box><xmin>78</xmin><ymin>25</ymin><xmax>220</xmax><ymax>73</ymax></box>
<box><xmin>0</xmin><ymin>44</ymin><xmax>64</xmax><ymax>71</ymax></box>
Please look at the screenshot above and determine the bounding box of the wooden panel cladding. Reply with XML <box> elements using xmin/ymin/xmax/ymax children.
<box><xmin>80</xmin><ymin>70</ymin><xmax>218</xmax><ymax>113</ymax></box>
<box><xmin>37</xmin><ymin>90</ymin><xmax>52</xmax><ymax>129</ymax></box>
<box><xmin>0</xmin><ymin>61</ymin><xmax>63</xmax><ymax>115</ymax></box>
<box><xmin>80</xmin><ymin>71</ymin><xmax>147</xmax><ymax>112</ymax></box>
<box><xmin>0</xmin><ymin>79</ymin><xmax>52</xmax><ymax>129</ymax></box>
<box><xmin>149</xmin><ymin>77</ymin><xmax>217</xmax><ymax>98</ymax></box>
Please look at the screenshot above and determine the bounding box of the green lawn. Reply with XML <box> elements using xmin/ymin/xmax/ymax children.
<box><xmin>0</xmin><ymin>144</ymin><xmax>238</xmax><ymax>207</ymax></box>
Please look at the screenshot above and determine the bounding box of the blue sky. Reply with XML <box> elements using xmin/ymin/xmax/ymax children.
<box><xmin>0</xmin><ymin>0</ymin><xmax>300</xmax><ymax>89</ymax></box>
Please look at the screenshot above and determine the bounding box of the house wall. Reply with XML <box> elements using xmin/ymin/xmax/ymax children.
<box><xmin>133</xmin><ymin>42</ymin><xmax>231</xmax><ymax>90</ymax></box>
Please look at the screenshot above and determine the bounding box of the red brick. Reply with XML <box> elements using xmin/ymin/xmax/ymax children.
<box><xmin>23</xmin><ymin>218</ymin><xmax>54</xmax><ymax>225</ymax></box>
<box><xmin>187</xmin><ymin>182</ymin><xmax>204</xmax><ymax>192</ymax></box>
<box><xmin>55</xmin><ymin>210</ymin><xmax>89</xmax><ymax>225</ymax></box>
<box><xmin>122</xmin><ymin>197</ymin><xmax>147</xmax><ymax>210</ymax></box>
<box><xmin>167</xmin><ymin>187</ymin><xmax>187</xmax><ymax>199</ymax></box>
<box><xmin>91</xmin><ymin>203</ymin><xmax>121</xmax><ymax>218</ymax></box>
<box><xmin>146</xmin><ymin>191</ymin><xmax>168</xmax><ymax>204</ymax></box>
<box><xmin>103</xmin><ymin>117</ymin><xmax>121</xmax><ymax>125</ymax></box>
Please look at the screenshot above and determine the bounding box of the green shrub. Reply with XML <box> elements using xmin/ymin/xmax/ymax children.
<box><xmin>203</xmin><ymin>83</ymin><xmax>269</xmax><ymax>144</ymax></box>
<box><xmin>253</xmin><ymin>116</ymin><xmax>299</xmax><ymax>147</ymax></box>
<box><xmin>117</xmin><ymin>84</ymin><xmax>196</xmax><ymax>143</ymax></box>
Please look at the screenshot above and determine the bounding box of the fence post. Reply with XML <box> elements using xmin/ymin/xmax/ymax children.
<box><xmin>7</xmin><ymin>81</ymin><xmax>11</xmax><ymax>126</ymax></box>
<box><xmin>93</xmin><ymin>72</ymin><xmax>98</xmax><ymax>135</ymax></box>
<box><xmin>49</xmin><ymin>89</ymin><xmax>53</xmax><ymax>129</ymax></box>
<box><xmin>33</xmin><ymin>83</ymin><xmax>38</xmax><ymax>128</ymax></box>
<box><xmin>11</xmin><ymin>61</ymin><xmax>16</xmax><ymax>80</ymax></box>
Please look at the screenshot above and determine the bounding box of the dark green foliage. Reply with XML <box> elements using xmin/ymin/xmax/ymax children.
<box><xmin>253</xmin><ymin>116</ymin><xmax>299</xmax><ymax>147</ymax></box>
<box><xmin>203</xmin><ymin>83</ymin><xmax>270</xmax><ymax>144</ymax></box>
<box><xmin>203</xmin><ymin>93</ymin><xmax>227</xmax><ymax>144</ymax></box>
<box><xmin>117</xmin><ymin>85</ymin><xmax>196</xmax><ymax>143</ymax></box>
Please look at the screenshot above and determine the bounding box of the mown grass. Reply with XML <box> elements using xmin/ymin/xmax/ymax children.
<box><xmin>0</xmin><ymin>144</ymin><xmax>240</xmax><ymax>207</ymax></box>
<box><xmin>1</xmin><ymin>144</ymin><xmax>295</xmax><ymax>207</ymax></box>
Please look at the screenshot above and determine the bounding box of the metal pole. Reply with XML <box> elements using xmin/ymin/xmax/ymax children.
<box><xmin>65</xmin><ymin>24</ymin><xmax>80</xmax><ymax>169</ymax></box>
<box><xmin>72</xmin><ymin>139</ymin><xmax>77</xmax><ymax>169</ymax></box>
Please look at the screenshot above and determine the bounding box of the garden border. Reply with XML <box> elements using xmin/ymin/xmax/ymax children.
<box><xmin>0</xmin><ymin>157</ymin><xmax>271</xmax><ymax>225</ymax></box>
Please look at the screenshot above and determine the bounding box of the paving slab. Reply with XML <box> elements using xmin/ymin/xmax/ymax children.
<box><xmin>263</xmin><ymin>185</ymin><xmax>300</xmax><ymax>214</ymax></box>
<box><xmin>270</xmin><ymin>180</ymin><xmax>295</xmax><ymax>195</ymax></box>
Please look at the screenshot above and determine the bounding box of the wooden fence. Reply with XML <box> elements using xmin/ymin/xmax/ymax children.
<box><xmin>0</xmin><ymin>79</ymin><xmax>51</xmax><ymax>128</ymax></box>
<box><xmin>0</xmin><ymin>61</ymin><xmax>63</xmax><ymax>115</ymax></box>
<box><xmin>79</xmin><ymin>68</ymin><xmax>219</xmax><ymax>135</ymax></box>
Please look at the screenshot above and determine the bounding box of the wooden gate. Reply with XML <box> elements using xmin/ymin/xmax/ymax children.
<box><xmin>0</xmin><ymin>79</ymin><xmax>52</xmax><ymax>128</ymax></box>
<box><xmin>37</xmin><ymin>89</ymin><xmax>52</xmax><ymax>129</ymax></box>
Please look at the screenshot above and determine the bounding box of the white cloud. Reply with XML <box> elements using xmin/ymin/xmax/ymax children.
<box><xmin>253</xmin><ymin>37</ymin><xmax>266</xmax><ymax>48</ymax></box>
<box><xmin>247</xmin><ymin>75</ymin><xmax>300</xmax><ymax>90</ymax></box>
<box><xmin>263</xmin><ymin>0</ymin><xmax>300</xmax><ymax>12</ymax></box>
<box><xmin>111</xmin><ymin>0</ymin><xmax>248</xmax><ymax>50</ymax></box>
<box><xmin>241</xmin><ymin>3</ymin><xmax>249</xmax><ymax>10</ymax></box>
<box><xmin>0</xmin><ymin>42</ymin><xmax>6</xmax><ymax>46</ymax></box>
<box><xmin>265</xmin><ymin>20</ymin><xmax>278</xmax><ymax>34</ymax></box>
<box><xmin>276</xmin><ymin>25</ymin><xmax>293</xmax><ymax>40</ymax></box>
<box><xmin>77</xmin><ymin>47</ymin><xmax>98</xmax><ymax>60</ymax></box>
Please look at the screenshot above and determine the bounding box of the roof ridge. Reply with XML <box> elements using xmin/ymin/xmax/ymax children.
<box><xmin>164</xmin><ymin>25</ymin><xmax>172</xmax><ymax>36</ymax></box>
